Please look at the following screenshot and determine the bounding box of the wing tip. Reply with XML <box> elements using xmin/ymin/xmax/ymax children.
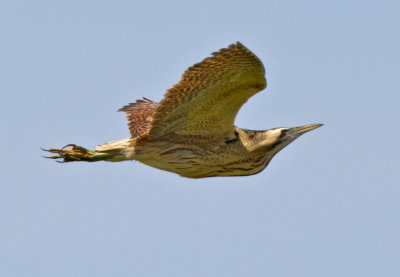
<box><xmin>118</xmin><ymin>97</ymin><xmax>157</xmax><ymax>113</ymax></box>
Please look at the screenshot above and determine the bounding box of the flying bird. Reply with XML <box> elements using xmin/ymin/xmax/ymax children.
<box><xmin>43</xmin><ymin>42</ymin><xmax>322</xmax><ymax>178</ymax></box>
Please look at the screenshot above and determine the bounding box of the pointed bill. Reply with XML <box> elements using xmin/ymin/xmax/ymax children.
<box><xmin>290</xmin><ymin>124</ymin><xmax>323</xmax><ymax>135</ymax></box>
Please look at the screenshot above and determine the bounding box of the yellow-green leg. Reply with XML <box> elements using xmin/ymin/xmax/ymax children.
<box><xmin>42</xmin><ymin>144</ymin><xmax>112</xmax><ymax>163</ymax></box>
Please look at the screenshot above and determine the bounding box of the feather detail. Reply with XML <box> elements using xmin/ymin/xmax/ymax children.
<box><xmin>118</xmin><ymin>98</ymin><xmax>159</xmax><ymax>138</ymax></box>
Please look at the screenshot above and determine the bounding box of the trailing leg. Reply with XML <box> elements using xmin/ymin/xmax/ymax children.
<box><xmin>42</xmin><ymin>144</ymin><xmax>116</xmax><ymax>163</ymax></box>
<box><xmin>42</xmin><ymin>139</ymin><xmax>134</xmax><ymax>163</ymax></box>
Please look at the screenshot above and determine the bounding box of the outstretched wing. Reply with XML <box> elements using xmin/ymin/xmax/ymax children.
<box><xmin>118</xmin><ymin>98</ymin><xmax>159</xmax><ymax>138</ymax></box>
<box><xmin>147</xmin><ymin>42</ymin><xmax>266</xmax><ymax>140</ymax></box>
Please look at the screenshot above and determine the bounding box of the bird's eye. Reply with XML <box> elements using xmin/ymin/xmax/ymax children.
<box><xmin>281</xmin><ymin>129</ymin><xmax>287</xmax><ymax>134</ymax></box>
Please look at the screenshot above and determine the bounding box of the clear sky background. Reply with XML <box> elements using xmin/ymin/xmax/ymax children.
<box><xmin>1</xmin><ymin>0</ymin><xmax>399</xmax><ymax>276</ymax></box>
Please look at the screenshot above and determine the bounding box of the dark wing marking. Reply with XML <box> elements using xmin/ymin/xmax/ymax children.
<box><xmin>118</xmin><ymin>98</ymin><xmax>159</xmax><ymax>138</ymax></box>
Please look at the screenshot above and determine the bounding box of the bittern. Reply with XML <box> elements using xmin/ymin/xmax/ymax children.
<box><xmin>43</xmin><ymin>42</ymin><xmax>322</xmax><ymax>178</ymax></box>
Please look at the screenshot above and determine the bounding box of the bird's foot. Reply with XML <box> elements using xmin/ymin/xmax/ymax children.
<box><xmin>42</xmin><ymin>144</ymin><xmax>96</xmax><ymax>163</ymax></box>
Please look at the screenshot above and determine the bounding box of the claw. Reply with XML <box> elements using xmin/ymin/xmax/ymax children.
<box><xmin>41</xmin><ymin>144</ymin><xmax>94</xmax><ymax>162</ymax></box>
<box><xmin>42</xmin><ymin>143</ymin><xmax>115</xmax><ymax>163</ymax></box>
<box><xmin>62</xmin><ymin>144</ymin><xmax>77</xmax><ymax>150</ymax></box>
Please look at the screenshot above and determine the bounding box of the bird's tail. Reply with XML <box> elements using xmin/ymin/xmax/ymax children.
<box><xmin>42</xmin><ymin>139</ymin><xmax>133</xmax><ymax>163</ymax></box>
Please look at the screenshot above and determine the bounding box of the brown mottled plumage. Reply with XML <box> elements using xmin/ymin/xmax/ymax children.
<box><xmin>43</xmin><ymin>42</ymin><xmax>322</xmax><ymax>178</ymax></box>
<box><xmin>118</xmin><ymin>98</ymin><xmax>158</xmax><ymax>138</ymax></box>
<box><xmin>148</xmin><ymin>42</ymin><xmax>266</xmax><ymax>139</ymax></box>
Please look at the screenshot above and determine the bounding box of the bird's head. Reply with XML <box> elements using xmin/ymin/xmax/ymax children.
<box><xmin>238</xmin><ymin>124</ymin><xmax>323</xmax><ymax>154</ymax></box>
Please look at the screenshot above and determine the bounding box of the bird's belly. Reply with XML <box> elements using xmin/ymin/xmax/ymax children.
<box><xmin>138</xmin><ymin>147</ymin><xmax>268</xmax><ymax>178</ymax></box>
<box><xmin>138</xmin><ymin>148</ymin><xmax>210</xmax><ymax>177</ymax></box>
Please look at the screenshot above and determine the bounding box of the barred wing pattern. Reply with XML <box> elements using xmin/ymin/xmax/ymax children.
<box><xmin>118</xmin><ymin>98</ymin><xmax>159</xmax><ymax>138</ymax></box>
<box><xmin>147</xmin><ymin>42</ymin><xmax>267</xmax><ymax>140</ymax></box>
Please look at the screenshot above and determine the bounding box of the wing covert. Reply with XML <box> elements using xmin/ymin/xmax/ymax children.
<box><xmin>147</xmin><ymin>42</ymin><xmax>266</xmax><ymax>140</ymax></box>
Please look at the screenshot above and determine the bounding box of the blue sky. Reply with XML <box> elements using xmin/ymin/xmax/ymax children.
<box><xmin>1</xmin><ymin>0</ymin><xmax>399</xmax><ymax>276</ymax></box>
